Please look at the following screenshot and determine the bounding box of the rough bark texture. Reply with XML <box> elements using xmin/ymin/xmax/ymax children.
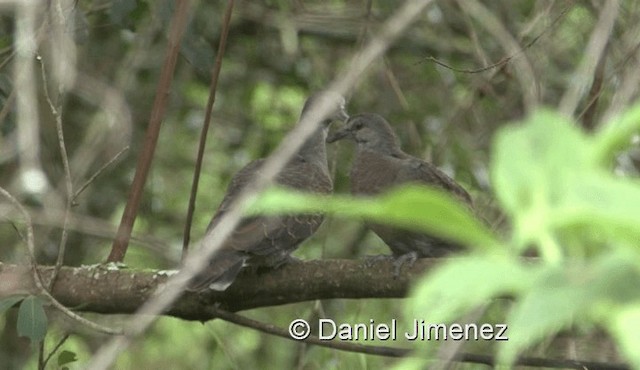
<box><xmin>0</xmin><ymin>258</ymin><xmax>433</xmax><ymax>321</ymax></box>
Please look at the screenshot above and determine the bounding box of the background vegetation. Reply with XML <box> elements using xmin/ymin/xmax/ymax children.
<box><xmin>1</xmin><ymin>0</ymin><xmax>639</xmax><ymax>369</ymax></box>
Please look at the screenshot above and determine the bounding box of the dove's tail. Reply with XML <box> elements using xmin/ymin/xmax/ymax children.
<box><xmin>186</xmin><ymin>250</ymin><xmax>246</xmax><ymax>292</ymax></box>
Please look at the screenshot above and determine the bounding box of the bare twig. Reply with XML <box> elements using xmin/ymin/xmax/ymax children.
<box><xmin>38</xmin><ymin>341</ymin><xmax>44</xmax><ymax>370</ymax></box>
<box><xmin>0</xmin><ymin>48</ymin><xmax>15</xmax><ymax>72</ymax></box>
<box><xmin>0</xmin><ymin>186</ymin><xmax>121</xmax><ymax>335</ymax></box>
<box><xmin>384</xmin><ymin>59</ymin><xmax>410</xmax><ymax>110</ymax></box>
<box><xmin>419</xmin><ymin>55</ymin><xmax>512</xmax><ymax>73</ymax></box>
<box><xmin>418</xmin><ymin>5</ymin><xmax>568</xmax><ymax>74</ymax></box>
<box><xmin>41</xmin><ymin>333</ymin><xmax>70</xmax><ymax>370</ymax></box>
<box><xmin>72</xmin><ymin>146</ymin><xmax>129</xmax><ymax>204</ymax></box>
<box><xmin>182</xmin><ymin>0</ymin><xmax>235</xmax><ymax>261</ymax></box>
<box><xmin>38</xmin><ymin>53</ymin><xmax>71</xmax><ymax>290</ymax></box>
<box><xmin>108</xmin><ymin>0</ymin><xmax>192</xmax><ymax>262</ymax></box>
<box><xmin>0</xmin><ymin>88</ymin><xmax>16</xmax><ymax>126</ymax></box>
<box><xmin>67</xmin><ymin>74</ymin><xmax>132</xmax><ymax>183</ymax></box>
<box><xmin>213</xmin><ymin>307</ymin><xmax>411</xmax><ymax>357</ymax></box>
<box><xmin>461</xmin><ymin>0</ymin><xmax>539</xmax><ymax>112</ymax></box>
<box><xmin>87</xmin><ymin>1</ymin><xmax>439</xmax><ymax>368</ymax></box>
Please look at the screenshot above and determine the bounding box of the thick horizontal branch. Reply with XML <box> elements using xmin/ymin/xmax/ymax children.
<box><xmin>0</xmin><ymin>259</ymin><xmax>626</xmax><ymax>367</ymax></box>
<box><xmin>0</xmin><ymin>258</ymin><xmax>433</xmax><ymax>321</ymax></box>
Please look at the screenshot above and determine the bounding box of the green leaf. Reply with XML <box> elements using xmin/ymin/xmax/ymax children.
<box><xmin>17</xmin><ymin>296</ymin><xmax>48</xmax><ymax>343</ymax></box>
<box><xmin>491</xmin><ymin>109</ymin><xmax>590</xmax><ymax>257</ymax></box>
<box><xmin>498</xmin><ymin>264</ymin><xmax>587</xmax><ymax>366</ymax></box>
<box><xmin>0</xmin><ymin>295</ymin><xmax>25</xmax><ymax>315</ymax></box>
<box><xmin>409</xmin><ymin>255</ymin><xmax>536</xmax><ymax>324</ymax></box>
<box><xmin>498</xmin><ymin>253</ymin><xmax>640</xmax><ymax>366</ymax></box>
<box><xmin>593</xmin><ymin>102</ymin><xmax>640</xmax><ymax>165</ymax></box>
<box><xmin>609</xmin><ymin>305</ymin><xmax>640</xmax><ymax>369</ymax></box>
<box><xmin>553</xmin><ymin>174</ymin><xmax>640</xmax><ymax>246</ymax></box>
<box><xmin>250</xmin><ymin>185</ymin><xmax>500</xmax><ymax>250</ymax></box>
<box><xmin>58</xmin><ymin>350</ymin><xmax>78</xmax><ymax>366</ymax></box>
<box><xmin>492</xmin><ymin>109</ymin><xmax>589</xmax><ymax>215</ymax></box>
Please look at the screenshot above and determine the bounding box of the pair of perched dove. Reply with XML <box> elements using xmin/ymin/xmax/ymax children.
<box><xmin>188</xmin><ymin>92</ymin><xmax>472</xmax><ymax>292</ymax></box>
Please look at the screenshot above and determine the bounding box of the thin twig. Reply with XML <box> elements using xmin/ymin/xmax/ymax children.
<box><xmin>181</xmin><ymin>0</ymin><xmax>235</xmax><ymax>262</ymax></box>
<box><xmin>418</xmin><ymin>4</ymin><xmax>569</xmax><ymax>73</ymax></box>
<box><xmin>419</xmin><ymin>55</ymin><xmax>512</xmax><ymax>73</ymax></box>
<box><xmin>0</xmin><ymin>186</ymin><xmax>122</xmax><ymax>335</ymax></box>
<box><xmin>38</xmin><ymin>340</ymin><xmax>45</xmax><ymax>370</ymax></box>
<box><xmin>38</xmin><ymin>52</ymin><xmax>72</xmax><ymax>291</ymax></box>
<box><xmin>213</xmin><ymin>308</ymin><xmax>411</xmax><ymax>357</ymax></box>
<box><xmin>72</xmin><ymin>146</ymin><xmax>129</xmax><ymax>204</ymax></box>
<box><xmin>41</xmin><ymin>334</ymin><xmax>70</xmax><ymax>369</ymax></box>
<box><xmin>0</xmin><ymin>49</ymin><xmax>15</xmax><ymax>72</ymax></box>
<box><xmin>460</xmin><ymin>0</ymin><xmax>539</xmax><ymax>112</ymax></box>
<box><xmin>0</xmin><ymin>88</ymin><xmax>16</xmax><ymax>125</ymax></box>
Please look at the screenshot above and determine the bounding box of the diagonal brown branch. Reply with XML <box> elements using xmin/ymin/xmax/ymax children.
<box><xmin>182</xmin><ymin>0</ymin><xmax>235</xmax><ymax>261</ymax></box>
<box><xmin>108</xmin><ymin>0</ymin><xmax>192</xmax><ymax>263</ymax></box>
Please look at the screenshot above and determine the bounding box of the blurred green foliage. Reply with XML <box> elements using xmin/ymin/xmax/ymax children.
<box><xmin>406</xmin><ymin>108</ymin><xmax>640</xmax><ymax>368</ymax></box>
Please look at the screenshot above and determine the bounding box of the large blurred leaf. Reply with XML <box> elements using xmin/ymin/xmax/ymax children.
<box><xmin>17</xmin><ymin>296</ymin><xmax>47</xmax><ymax>344</ymax></box>
<box><xmin>593</xmin><ymin>103</ymin><xmax>640</xmax><ymax>164</ymax></box>
<box><xmin>408</xmin><ymin>104</ymin><xmax>640</xmax><ymax>368</ymax></box>
<box><xmin>491</xmin><ymin>110</ymin><xmax>589</xmax><ymax>257</ymax></box>
<box><xmin>409</xmin><ymin>255</ymin><xmax>537</xmax><ymax>324</ymax></box>
<box><xmin>610</xmin><ymin>305</ymin><xmax>640</xmax><ymax>370</ymax></box>
<box><xmin>498</xmin><ymin>252</ymin><xmax>640</xmax><ymax>366</ymax></box>
<box><xmin>555</xmin><ymin>174</ymin><xmax>640</xmax><ymax>246</ymax></box>
<box><xmin>491</xmin><ymin>107</ymin><xmax>640</xmax><ymax>259</ymax></box>
<box><xmin>250</xmin><ymin>184</ymin><xmax>500</xmax><ymax>250</ymax></box>
<box><xmin>492</xmin><ymin>110</ymin><xmax>589</xmax><ymax>213</ymax></box>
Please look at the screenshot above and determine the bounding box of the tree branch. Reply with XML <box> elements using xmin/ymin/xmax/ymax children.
<box><xmin>0</xmin><ymin>258</ymin><xmax>423</xmax><ymax>318</ymax></box>
<box><xmin>0</xmin><ymin>258</ymin><xmax>627</xmax><ymax>369</ymax></box>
